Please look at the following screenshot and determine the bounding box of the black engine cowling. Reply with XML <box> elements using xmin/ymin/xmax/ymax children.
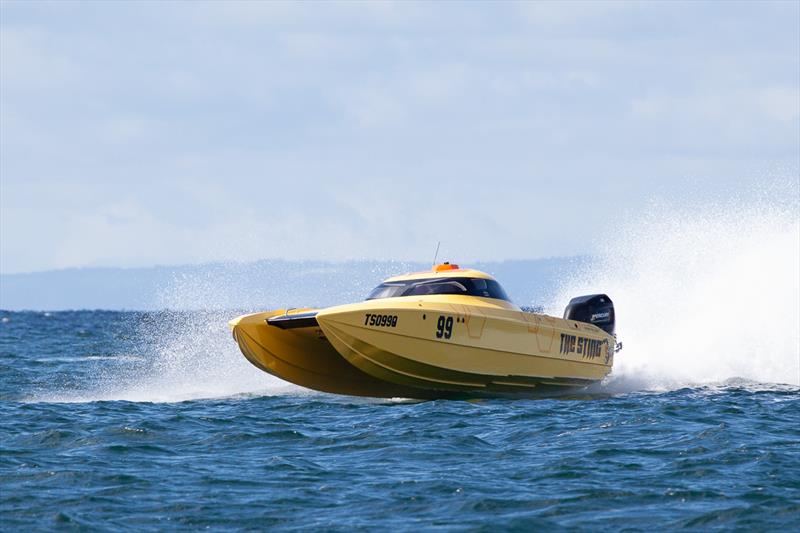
<box><xmin>563</xmin><ymin>294</ymin><xmax>615</xmax><ymax>335</ymax></box>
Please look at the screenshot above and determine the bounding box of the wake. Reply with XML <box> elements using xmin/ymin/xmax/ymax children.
<box><xmin>551</xmin><ymin>186</ymin><xmax>800</xmax><ymax>390</ymax></box>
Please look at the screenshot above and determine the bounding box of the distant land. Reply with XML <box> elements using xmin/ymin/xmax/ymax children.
<box><xmin>0</xmin><ymin>258</ymin><xmax>590</xmax><ymax>311</ymax></box>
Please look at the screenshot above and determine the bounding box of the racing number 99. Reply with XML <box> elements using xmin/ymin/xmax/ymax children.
<box><xmin>436</xmin><ymin>316</ymin><xmax>453</xmax><ymax>339</ymax></box>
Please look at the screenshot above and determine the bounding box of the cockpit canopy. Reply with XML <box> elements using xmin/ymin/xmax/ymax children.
<box><xmin>366</xmin><ymin>276</ymin><xmax>511</xmax><ymax>302</ymax></box>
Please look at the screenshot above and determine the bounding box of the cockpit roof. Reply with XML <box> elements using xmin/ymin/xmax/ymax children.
<box><xmin>383</xmin><ymin>264</ymin><xmax>495</xmax><ymax>283</ymax></box>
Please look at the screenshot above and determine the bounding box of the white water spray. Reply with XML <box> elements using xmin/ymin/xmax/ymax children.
<box><xmin>40</xmin><ymin>183</ymin><xmax>798</xmax><ymax>402</ymax></box>
<box><xmin>552</xmin><ymin>190</ymin><xmax>800</xmax><ymax>389</ymax></box>
<box><xmin>101</xmin><ymin>272</ymin><xmax>307</xmax><ymax>402</ymax></box>
<box><xmin>124</xmin><ymin>311</ymin><xmax>301</xmax><ymax>402</ymax></box>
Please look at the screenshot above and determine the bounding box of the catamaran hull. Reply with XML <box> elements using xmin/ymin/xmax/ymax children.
<box><xmin>229</xmin><ymin>265</ymin><xmax>618</xmax><ymax>399</ymax></box>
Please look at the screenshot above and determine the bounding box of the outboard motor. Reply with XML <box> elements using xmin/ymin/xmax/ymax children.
<box><xmin>563</xmin><ymin>294</ymin><xmax>615</xmax><ymax>335</ymax></box>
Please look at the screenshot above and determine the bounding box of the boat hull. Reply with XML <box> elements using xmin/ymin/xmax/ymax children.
<box><xmin>315</xmin><ymin>297</ymin><xmax>614</xmax><ymax>395</ymax></box>
<box><xmin>229</xmin><ymin>310</ymin><xmax>438</xmax><ymax>398</ymax></box>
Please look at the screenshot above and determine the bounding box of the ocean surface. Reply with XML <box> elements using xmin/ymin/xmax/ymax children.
<box><xmin>1</xmin><ymin>310</ymin><xmax>798</xmax><ymax>531</ymax></box>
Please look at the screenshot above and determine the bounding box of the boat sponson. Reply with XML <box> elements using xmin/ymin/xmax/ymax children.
<box><xmin>231</xmin><ymin>311</ymin><xmax>440</xmax><ymax>399</ymax></box>
<box><xmin>320</xmin><ymin>320</ymin><xmax>597</xmax><ymax>394</ymax></box>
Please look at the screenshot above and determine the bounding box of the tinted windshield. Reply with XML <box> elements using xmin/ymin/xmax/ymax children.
<box><xmin>366</xmin><ymin>277</ymin><xmax>511</xmax><ymax>302</ymax></box>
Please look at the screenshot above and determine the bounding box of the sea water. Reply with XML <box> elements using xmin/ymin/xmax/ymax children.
<box><xmin>1</xmin><ymin>194</ymin><xmax>799</xmax><ymax>530</ymax></box>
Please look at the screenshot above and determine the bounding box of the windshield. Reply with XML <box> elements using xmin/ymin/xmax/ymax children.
<box><xmin>366</xmin><ymin>277</ymin><xmax>511</xmax><ymax>302</ymax></box>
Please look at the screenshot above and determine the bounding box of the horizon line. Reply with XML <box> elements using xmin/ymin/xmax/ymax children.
<box><xmin>0</xmin><ymin>255</ymin><xmax>591</xmax><ymax>277</ymax></box>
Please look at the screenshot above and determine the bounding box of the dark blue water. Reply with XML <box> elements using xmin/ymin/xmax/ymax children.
<box><xmin>2</xmin><ymin>311</ymin><xmax>799</xmax><ymax>531</ymax></box>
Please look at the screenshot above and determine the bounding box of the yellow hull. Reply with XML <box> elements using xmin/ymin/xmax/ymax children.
<box><xmin>230</xmin><ymin>299</ymin><xmax>614</xmax><ymax>398</ymax></box>
<box><xmin>316</xmin><ymin>296</ymin><xmax>613</xmax><ymax>395</ymax></box>
<box><xmin>229</xmin><ymin>264</ymin><xmax>617</xmax><ymax>399</ymax></box>
<box><xmin>229</xmin><ymin>310</ymin><xmax>437</xmax><ymax>398</ymax></box>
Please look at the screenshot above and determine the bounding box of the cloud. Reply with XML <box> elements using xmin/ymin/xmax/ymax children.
<box><xmin>757</xmin><ymin>87</ymin><xmax>800</xmax><ymax>122</ymax></box>
<box><xmin>1</xmin><ymin>0</ymin><xmax>798</xmax><ymax>273</ymax></box>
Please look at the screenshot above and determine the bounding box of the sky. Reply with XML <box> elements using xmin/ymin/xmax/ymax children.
<box><xmin>1</xmin><ymin>0</ymin><xmax>798</xmax><ymax>274</ymax></box>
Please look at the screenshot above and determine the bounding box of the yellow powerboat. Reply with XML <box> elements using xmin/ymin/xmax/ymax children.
<box><xmin>229</xmin><ymin>263</ymin><xmax>620</xmax><ymax>399</ymax></box>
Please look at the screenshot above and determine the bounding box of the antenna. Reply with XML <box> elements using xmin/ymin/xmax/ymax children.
<box><xmin>432</xmin><ymin>241</ymin><xmax>441</xmax><ymax>267</ymax></box>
